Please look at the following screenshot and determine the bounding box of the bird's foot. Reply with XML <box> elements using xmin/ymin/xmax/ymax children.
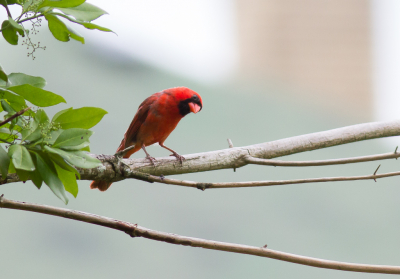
<box><xmin>170</xmin><ymin>152</ymin><xmax>185</xmax><ymax>164</ymax></box>
<box><xmin>146</xmin><ymin>155</ymin><xmax>157</xmax><ymax>165</ymax></box>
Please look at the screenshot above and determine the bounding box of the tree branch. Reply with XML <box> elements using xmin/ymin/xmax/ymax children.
<box><xmin>1</xmin><ymin>195</ymin><xmax>399</xmax><ymax>274</ymax></box>
<box><xmin>245</xmin><ymin>148</ymin><xmax>400</xmax><ymax>166</ymax></box>
<box><xmin>0</xmin><ymin>107</ymin><xmax>30</xmax><ymax>127</ymax></box>
<box><xmin>81</xmin><ymin>119</ymin><xmax>400</xmax><ymax>181</ymax></box>
<box><xmin>2</xmin><ymin>120</ymin><xmax>400</xmax><ymax>185</ymax></box>
<box><xmin>119</xmin><ymin>167</ymin><xmax>400</xmax><ymax>190</ymax></box>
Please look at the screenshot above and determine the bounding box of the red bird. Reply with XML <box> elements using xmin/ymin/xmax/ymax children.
<box><xmin>90</xmin><ymin>87</ymin><xmax>203</xmax><ymax>191</ymax></box>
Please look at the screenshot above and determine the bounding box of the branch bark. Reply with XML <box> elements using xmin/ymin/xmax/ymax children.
<box><xmin>1</xmin><ymin>195</ymin><xmax>399</xmax><ymax>274</ymax></box>
<box><xmin>71</xmin><ymin>119</ymin><xmax>400</xmax><ymax>181</ymax></box>
<box><xmin>0</xmin><ymin>107</ymin><xmax>30</xmax><ymax>127</ymax></box>
<box><xmin>2</xmin><ymin>119</ymin><xmax>400</xmax><ymax>186</ymax></box>
<box><xmin>119</xmin><ymin>167</ymin><xmax>400</xmax><ymax>190</ymax></box>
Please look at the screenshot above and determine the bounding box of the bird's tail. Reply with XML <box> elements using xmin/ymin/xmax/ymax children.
<box><xmin>90</xmin><ymin>139</ymin><xmax>140</xmax><ymax>191</ymax></box>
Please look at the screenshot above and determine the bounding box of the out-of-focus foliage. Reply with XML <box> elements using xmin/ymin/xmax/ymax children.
<box><xmin>0</xmin><ymin>0</ymin><xmax>111</xmax><ymax>203</ymax></box>
<box><xmin>0</xmin><ymin>69</ymin><xmax>107</xmax><ymax>204</ymax></box>
<box><xmin>1</xmin><ymin>0</ymin><xmax>112</xmax><ymax>47</ymax></box>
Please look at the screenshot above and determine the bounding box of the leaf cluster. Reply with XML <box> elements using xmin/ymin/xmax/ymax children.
<box><xmin>1</xmin><ymin>0</ymin><xmax>112</xmax><ymax>46</ymax></box>
<box><xmin>0</xmin><ymin>66</ymin><xmax>107</xmax><ymax>204</ymax></box>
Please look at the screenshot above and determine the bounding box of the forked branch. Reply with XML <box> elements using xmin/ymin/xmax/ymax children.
<box><xmin>2</xmin><ymin>119</ymin><xmax>400</xmax><ymax>186</ymax></box>
<box><xmin>120</xmin><ymin>166</ymin><xmax>400</xmax><ymax>190</ymax></box>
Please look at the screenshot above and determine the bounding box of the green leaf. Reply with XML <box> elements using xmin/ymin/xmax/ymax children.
<box><xmin>59</xmin><ymin>141</ymin><xmax>89</xmax><ymax>151</ymax></box>
<box><xmin>2</xmin><ymin>123</ymin><xmax>22</xmax><ymax>133</ymax></box>
<box><xmin>21</xmin><ymin>0</ymin><xmax>33</xmax><ymax>12</ymax></box>
<box><xmin>1</xmin><ymin>0</ymin><xmax>20</xmax><ymax>6</ymax></box>
<box><xmin>0</xmin><ymin>145</ymin><xmax>10</xmax><ymax>179</ymax></box>
<box><xmin>51</xmin><ymin>12</ymin><xmax>113</xmax><ymax>33</ymax></box>
<box><xmin>1</xmin><ymin>20</ymin><xmax>24</xmax><ymax>45</ymax></box>
<box><xmin>53</xmin><ymin>128</ymin><xmax>92</xmax><ymax>148</ymax></box>
<box><xmin>45</xmin><ymin>13</ymin><xmax>84</xmax><ymax>43</ymax></box>
<box><xmin>53</xmin><ymin>107</ymin><xmax>107</xmax><ymax>129</ymax></box>
<box><xmin>80</xmin><ymin>145</ymin><xmax>90</xmax><ymax>152</ymax></box>
<box><xmin>45</xmin><ymin>14</ymin><xmax>69</xmax><ymax>42</ymax></box>
<box><xmin>29</xmin><ymin>153</ymin><xmax>43</xmax><ymax>188</ymax></box>
<box><xmin>52</xmin><ymin>107</ymin><xmax>72</xmax><ymax>122</ymax></box>
<box><xmin>47</xmin><ymin>151</ymin><xmax>80</xmax><ymax>179</ymax></box>
<box><xmin>77</xmin><ymin>21</ymin><xmax>112</xmax><ymax>32</ymax></box>
<box><xmin>0</xmin><ymin>64</ymin><xmax>8</xmax><ymax>83</ymax></box>
<box><xmin>34</xmin><ymin>152</ymin><xmax>68</xmax><ymax>204</ymax></box>
<box><xmin>1</xmin><ymin>99</ymin><xmax>24</xmax><ymax>130</ymax></box>
<box><xmin>7</xmin><ymin>73</ymin><xmax>46</xmax><ymax>88</ymax></box>
<box><xmin>8</xmin><ymin>84</ymin><xmax>66</xmax><ymax>107</ymax></box>
<box><xmin>21</xmin><ymin>109</ymin><xmax>49</xmax><ymax>142</ymax></box>
<box><xmin>15</xmin><ymin>168</ymin><xmax>31</xmax><ymax>181</ymax></box>
<box><xmin>8</xmin><ymin>160</ymin><xmax>15</xmax><ymax>174</ymax></box>
<box><xmin>0</xmin><ymin>127</ymin><xmax>18</xmax><ymax>141</ymax></box>
<box><xmin>44</xmin><ymin>145</ymin><xmax>102</xmax><ymax>168</ymax></box>
<box><xmin>66</xmin><ymin>24</ymin><xmax>84</xmax><ymax>43</ymax></box>
<box><xmin>58</xmin><ymin>3</ymin><xmax>107</xmax><ymax>21</ymax></box>
<box><xmin>0</xmin><ymin>88</ymin><xmax>27</xmax><ymax>111</ymax></box>
<box><xmin>45</xmin><ymin>129</ymin><xmax>64</xmax><ymax>145</ymax></box>
<box><xmin>46</xmin><ymin>128</ymin><xmax>63</xmax><ymax>145</ymax></box>
<box><xmin>7</xmin><ymin>17</ymin><xmax>23</xmax><ymax>31</ymax></box>
<box><xmin>54</xmin><ymin>163</ymin><xmax>78</xmax><ymax>197</ymax></box>
<box><xmin>8</xmin><ymin>144</ymin><xmax>35</xmax><ymax>171</ymax></box>
<box><xmin>39</xmin><ymin>0</ymin><xmax>85</xmax><ymax>9</ymax></box>
<box><xmin>1</xmin><ymin>99</ymin><xmax>16</xmax><ymax>114</ymax></box>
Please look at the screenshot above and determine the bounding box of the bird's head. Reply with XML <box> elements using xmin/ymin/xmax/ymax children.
<box><xmin>166</xmin><ymin>87</ymin><xmax>203</xmax><ymax>116</ymax></box>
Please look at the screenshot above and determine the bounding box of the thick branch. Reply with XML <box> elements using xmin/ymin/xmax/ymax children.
<box><xmin>1</xmin><ymin>195</ymin><xmax>399</xmax><ymax>274</ymax></box>
<box><xmin>2</xmin><ymin>120</ymin><xmax>400</xmax><ymax>185</ymax></box>
<box><xmin>80</xmin><ymin>119</ymin><xmax>400</xmax><ymax>181</ymax></box>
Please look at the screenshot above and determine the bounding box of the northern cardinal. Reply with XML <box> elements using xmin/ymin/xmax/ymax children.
<box><xmin>90</xmin><ymin>87</ymin><xmax>203</xmax><ymax>191</ymax></box>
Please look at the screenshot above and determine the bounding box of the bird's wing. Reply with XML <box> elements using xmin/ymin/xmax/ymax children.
<box><xmin>119</xmin><ymin>93</ymin><xmax>161</xmax><ymax>150</ymax></box>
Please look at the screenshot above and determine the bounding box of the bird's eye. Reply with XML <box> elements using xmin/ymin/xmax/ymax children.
<box><xmin>192</xmin><ymin>95</ymin><xmax>198</xmax><ymax>101</ymax></box>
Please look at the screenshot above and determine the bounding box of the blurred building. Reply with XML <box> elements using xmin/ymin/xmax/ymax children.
<box><xmin>237</xmin><ymin>0</ymin><xmax>372</xmax><ymax>118</ymax></box>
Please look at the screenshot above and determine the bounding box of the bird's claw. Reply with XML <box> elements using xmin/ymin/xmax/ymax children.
<box><xmin>171</xmin><ymin>153</ymin><xmax>185</xmax><ymax>164</ymax></box>
<box><xmin>146</xmin><ymin>155</ymin><xmax>157</xmax><ymax>165</ymax></box>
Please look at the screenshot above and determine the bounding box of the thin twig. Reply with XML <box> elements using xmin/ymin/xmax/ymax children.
<box><xmin>227</xmin><ymin>139</ymin><xmax>236</xmax><ymax>172</ymax></box>
<box><xmin>0</xmin><ymin>107</ymin><xmax>30</xmax><ymax>127</ymax></box>
<box><xmin>373</xmin><ymin>165</ymin><xmax>381</xmax><ymax>182</ymax></box>
<box><xmin>0</xmin><ymin>138</ymin><xmax>13</xmax><ymax>144</ymax></box>
<box><xmin>17</xmin><ymin>14</ymin><xmax>44</xmax><ymax>24</ymax></box>
<box><xmin>3</xmin><ymin>0</ymin><xmax>12</xmax><ymax>17</ymax></box>
<box><xmin>227</xmin><ymin>139</ymin><xmax>234</xmax><ymax>148</ymax></box>
<box><xmin>245</xmin><ymin>151</ymin><xmax>400</xmax><ymax>167</ymax></box>
<box><xmin>115</xmin><ymin>145</ymin><xmax>135</xmax><ymax>157</ymax></box>
<box><xmin>1</xmin><ymin>195</ymin><xmax>399</xmax><ymax>274</ymax></box>
<box><xmin>122</xmin><ymin>168</ymin><xmax>400</xmax><ymax>190</ymax></box>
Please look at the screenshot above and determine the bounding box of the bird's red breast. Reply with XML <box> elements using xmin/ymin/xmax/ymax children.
<box><xmin>90</xmin><ymin>87</ymin><xmax>202</xmax><ymax>191</ymax></box>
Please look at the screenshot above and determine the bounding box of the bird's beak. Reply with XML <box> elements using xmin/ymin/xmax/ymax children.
<box><xmin>189</xmin><ymin>103</ymin><xmax>201</xmax><ymax>114</ymax></box>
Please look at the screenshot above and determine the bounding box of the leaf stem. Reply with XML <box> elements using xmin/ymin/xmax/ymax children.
<box><xmin>0</xmin><ymin>138</ymin><xmax>13</xmax><ymax>144</ymax></box>
<box><xmin>17</xmin><ymin>14</ymin><xmax>44</xmax><ymax>24</ymax></box>
<box><xmin>2</xmin><ymin>0</ymin><xmax>12</xmax><ymax>17</ymax></box>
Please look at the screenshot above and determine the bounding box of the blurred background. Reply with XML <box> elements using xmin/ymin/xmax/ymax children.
<box><xmin>1</xmin><ymin>0</ymin><xmax>400</xmax><ymax>278</ymax></box>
